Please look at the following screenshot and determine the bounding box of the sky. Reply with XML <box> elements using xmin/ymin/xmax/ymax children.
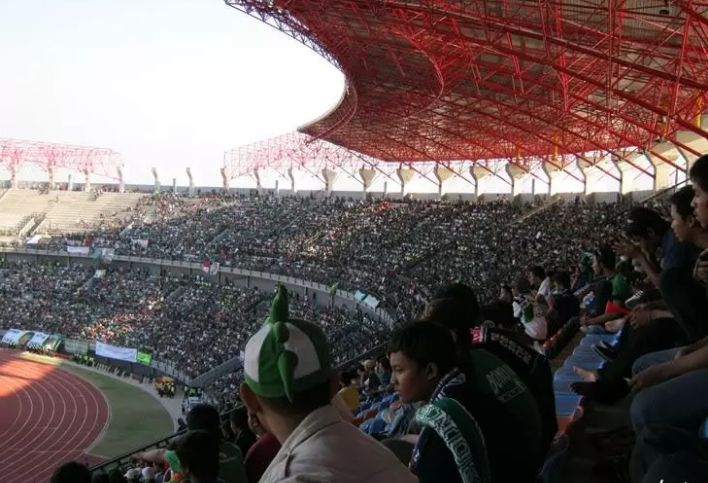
<box><xmin>0</xmin><ymin>0</ymin><xmax>345</xmax><ymax>186</ymax></box>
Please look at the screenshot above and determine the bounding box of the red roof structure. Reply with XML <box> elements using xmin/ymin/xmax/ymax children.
<box><xmin>224</xmin><ymin>0</ymin><xmax>708</xmax><ymax>183</ymax></box>
<box><xmin>0</xmin><ymin>138</ymin><xmax>123</xmax><ymax>186</ymax></box>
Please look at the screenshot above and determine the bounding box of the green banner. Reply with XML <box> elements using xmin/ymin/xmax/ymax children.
<box><xmin>137</xmin><ymin>351</ymin><xmax>153</xmax><ymax>365</ymax></box>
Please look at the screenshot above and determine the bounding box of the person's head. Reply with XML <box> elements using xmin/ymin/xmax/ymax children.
<box><xmin>690</xmin><ymin>154</ymin><xmax>708</xmax><ymax>228</ymax></box>
<box><xmin>240</xmin><ymin>286</ymin><xmax>337</xmax><ymax>442</ymax></box>
<box><xmin>527</xmin><ymin>265</ymin><xmax>546</xmax><ymax>286</ymax></box>
<box><xmin>593</xmin><ymin>246</ymin><xmax>616</xmax><ymax>275</ymax></box>
<box><xmin>670</xmin><ymin>185</ymin><xmax>701</xmax><ymax>242</ymax></box>
<box><xmin>175</xmin><ymin>430</ymin><xmax>220</xmax><ymax>483</ymax></box>
<box><xmin>511</xmin><ymin>275</ymin><xmax>531</xmax><ymax>296</ymax></box>
<box><xmin>186</xmin><ymin>404</ymin><xmax>220</xmax><ymax>438</ymax></box>
<box><xmin>92</xmin><ymin>472</ymin><xmax>110</xmax><ymax>483</ymax></box>
<box><xmin>229</xmin><ymin>406</ymin><xmax>249</xmax><ymax>435</ymax></box>
<box><xmin>499</xmin><ymin>284</ymin><xmax>513</xmax><ymax>303</ymax></box>
<box><xmin>339</xmin><ymin>369</ymin><xmax>359</xmax><ymax>388</ymax></box>
<box><xmin>221</xmin><ymin>419</ymin><xmax>235</xmax><ymax>441</ymax></box>
<box><xmin>51</xmin><ymin>462</ymin><xmax>91</xmax><ymax>483</ymax></box>
<box><xmin>428</xmin><ymin>282</ymin><xmax>481</xmax><ymax>327</ymax></box>
<box><xmin>123</xmin><ymin>469</ymin><xmax>141</xmax><ymax>483</ymax></box>
<box><xmin>552</xmin><ymin>271</ymin><xmax>571</xmax><ymax>292</ymax></box>
<box><xmin>625</xmin><ymin>207</ymin><xmax>670</xmax><ymax>253</ymax></box>
<box><xmin>376</xmin><ymin>356</ymin><xmax>391</xmax><ymax>374</ymax></box>
<box><xmin>388</xmin><ymin>321</ymin><xmax>457</xmax><ymax>403</ymax></box>
<box><xmin>140</xmin><ymin>467</ymin><xmax>155</xmax><ymax>483</ymax></box>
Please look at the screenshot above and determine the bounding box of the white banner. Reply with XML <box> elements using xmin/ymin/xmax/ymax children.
<box><xmin>95</xmin><ymin>341</ymin><xmax>138</xmax><ymax>363</ymax></box>
<box><xmin>27</xmin><ymin>332</ymin><xmax>50</xmax><ymax>348</ymax></box>
<box><xmin>132</xmin><ymin>239</ymin><xmax>149</xmax><ymax>248</ymax></box>
<box><xmin>1</xmin><ymin>329</ymin><xmax>29</xmax><ymax>345</ymax></box>
<box><xmin>67</xmin><ymin>246</ymin><xmax>90</xmax><ymax>255</ymax></box>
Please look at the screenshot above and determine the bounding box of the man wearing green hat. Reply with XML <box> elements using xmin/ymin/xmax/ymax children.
<box><xmin>239</xmin><ymin>285</ymin><xmax>416</xmax><ymax>483</ymax></box>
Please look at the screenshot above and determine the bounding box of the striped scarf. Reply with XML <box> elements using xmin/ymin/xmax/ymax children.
<box><xmin>411</xmin><ymin>369</ymin><xmax>491</xmax><ymax>483</ymax></box>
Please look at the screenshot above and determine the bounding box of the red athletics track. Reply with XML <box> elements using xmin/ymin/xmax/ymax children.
<box><xmin>0</xmin><ymin>350</ymin><xmax>110</xmax><ymax>483</ymax></box>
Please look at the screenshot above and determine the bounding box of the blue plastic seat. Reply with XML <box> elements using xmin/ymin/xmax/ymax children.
<box><xmin>554</xmin><ymin>366</ymin><xmax>581</xmax><ymax>381</ymax></box>
<box><xmin>359</xmin><ymin>418</ymin><xmax>375</xmax><ymax>433</ymax></box>
<box><xmin>555</xmin><ymin>394</ymin><xmax>583</xmax><ymax>417</ymax></box>
<box><xmin>563</xmin><ymin>357</ymin><xmax>605</xmax><ymax>370</ymax></box>
<box><xmin>369</xmin><ymin>418</ymin><xmax>387</xmax><ymax>435</ymax></box>
<box><xmin>553</xmin><ymin>378</ymin><xmax>578</xmax><ymax>395</ymax></box>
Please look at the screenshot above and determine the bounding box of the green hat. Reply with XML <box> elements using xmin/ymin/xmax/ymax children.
<box><xmin>244</xmin><ymin>285</ymin><xmax>332</xmax><ymax>402</ymax></box>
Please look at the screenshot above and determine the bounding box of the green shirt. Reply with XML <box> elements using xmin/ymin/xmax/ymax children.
<box><xmin>218</xmin><ymin>441</ymin><xmax>247</xmax><ymax>483</ymax></box>
<box><xmin>608</xmin><ymin>273</ymin><xmax>631</xmax><ymax>303</ymax></box>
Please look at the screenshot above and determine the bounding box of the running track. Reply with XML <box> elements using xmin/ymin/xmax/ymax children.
<box><xmin>0</xmin><ymin>350</ymin><xmax>110</xmax><ymax>483</ymax></box>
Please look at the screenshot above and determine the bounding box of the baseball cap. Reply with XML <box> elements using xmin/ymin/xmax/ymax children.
<box><xmin>244</xmin><ymin>285</ymin><xmax>332</xmax><ymax>402</ymax></box>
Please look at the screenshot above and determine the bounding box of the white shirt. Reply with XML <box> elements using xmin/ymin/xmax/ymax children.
<box><xmin>537</xmin><ymin>278</ymin><xmax>552</xmax><ymax>299</ymax></box>
<box><xmin>260</xmin><ymin>405</ymin><xmax>417</xmax><ymax>483</ymax></box>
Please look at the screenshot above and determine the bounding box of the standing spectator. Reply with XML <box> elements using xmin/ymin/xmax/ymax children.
<box><xmin>174</xmin><ymin>430</ymin><xmax>221</xmax><ymax>483</ymax></box>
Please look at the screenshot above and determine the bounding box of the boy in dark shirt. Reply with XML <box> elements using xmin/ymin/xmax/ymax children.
<box><xmin>390</xmin><ymin>321</ymin><xmax>542</xmax><ymax>483</ymax></box>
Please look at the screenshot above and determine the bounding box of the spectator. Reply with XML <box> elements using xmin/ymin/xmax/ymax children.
<box><xmin>229</xmin><ymin>408</ymin><xmax>257</xmax><ymax>458</ymax></box>
<box><xmin>337</xmin><ymin>369</ymin><xmax>360</xmax><ymax>412</ymax></box>
<box><xmin>388</xmin><ymin>321</ymin><xmax>491</xmax><ymax>483</ymax></box>
<box><xmin>238</xmin><ymin>286</ymin><xmax>416</xmax><ymax>483</ymax></box>
<box><xmin>244</xmin><ymin>412</ymin><xmax>280</xmax><ymax>483</ymax></box>
<box><xmin>528</xmin><ymin>265</ymin><xmax>551</xmax><ymax>298</ymax></box>
<box><xmin>423</xmin><ymin>282</ymin><xmax>557</xmax><ymax>456</ymax></box>
<box><xmin>51</xmin><ymin>462</ymin><xmax>91</xmax><ymax>483</ymax></box>
<box><xmin>174</xmin><ymin>430</ymin><xmax>221</xmax><ymax>483</ymax></box>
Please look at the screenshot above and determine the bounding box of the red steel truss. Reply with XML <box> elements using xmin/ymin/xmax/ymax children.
<box><xmin>224</xmin><ymin>0</ymin><xmax>708</xmax><ymax>176</ymax></box>
<box><xmin>0</xmin><ymin>138</ymin><xmax>122</xmax><ymax>182</ymax></box>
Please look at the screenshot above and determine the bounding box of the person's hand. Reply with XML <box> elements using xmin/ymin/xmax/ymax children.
<box><xmin>613</xmin><ymin>240</ymin><xmax>641</xmax><ymax>259</ymax></box>
<box><xmin>695</xmin><ymin>250</ymin><xmax>708</xmax><ymax>280</ymax></box>
<box><xmin>604</xmin><ymin>318</ymin><xmax>625</xmax><ymax>333</ymax></box>
<box><xmin>674</xmin><ymin>346</ymin><xmax>693</xmax><ymax>360</ymax></box>
<box><xmin>629</xmin><ymin>310</ymin><xmax>654</xmax><ymax>329</ymax></box>
<box><xmin>629</xmin><ymin>363</ymin><xmax>674</xmax><ymax>393</ymax></box>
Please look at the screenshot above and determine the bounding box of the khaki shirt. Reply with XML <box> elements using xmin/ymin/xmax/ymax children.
<box><xmin>260</xmin><ymin>405</ymin><xmax>417</xmax><ymax>483</ymax></box>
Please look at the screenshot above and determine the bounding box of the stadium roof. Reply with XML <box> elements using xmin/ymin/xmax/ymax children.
<box><xmin>225</xmin><ymin>0</ymin><xmax>708</xmax><ymax>179</ymax></box>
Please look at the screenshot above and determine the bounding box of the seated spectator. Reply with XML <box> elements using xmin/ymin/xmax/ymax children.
<box><xmin>238</xmin><ymin>286</ymin><xmax>416</xmax><ymax>483</ymax></box>
<box><xmin>337</xmin><ymin>369</ymin><xmax>360</xmax><ymax>412</ymax></box>
<box><xmin>174</xmin><ymin>430</ymin><xmax>221</xmax><ymax>483</ymax></box>
<box><xmin>511</xmin><ymin>275</ymin><xmax>533</xmax><ymax>324</ymax></box>
<box><xmin>424</xmin><ymin>282</ymin><xmax>556</xmax><ymax>457</ymax></box>
<box><xmin>547</xmin><ymin>270</ymin><xmax>580</xmax><ymax>335</ymax></box>
<box><xmin>629</xmin><ymin>331</ymin><xmax>708</xmax><ymax>434</ymax></box>
<box><xmin>388</xmin><ymin>321</ymin><xmax>491</xmax><ymax>483</ymax></box>
<box><xmin>528</xmin><ymin>265</ymin><xmax>552</xmax><ymax>298</ymax></box>
<box><xmin>229</xmin><ymin>408</ymin><xmax>257</xmax><ymax>458</ymax></box>
<box><xmin>137</xmin><ymin>404</ymin><xmax>247</xmax><ymax>483</ymax></box>
<box><xmin>244</xmin><ymin>413</ymin><xmax>280</xmax><ymax>483</ymax></box>
<box><xmin>580</xmin><ymin>246</ymin><xmax>631</xmax><ymax>332</ymax></box>
<box><xmin>51</xmin><ymin>462</ymin><xmax>91</xmax><ymax>483</ymax></box>
<box><xmin>376</xmin><ymin>356</ymin><xmax>392</xmax><ymax>387</ymax></box>
<box><xmin>522</xmin><ymin>295</ymin><xmax>548</xmax><ymax>342</ymax></box>
<box><xmin>631</xmin><ymin>425</ymin><xmax>708</xmax><ymax>483</ymax></box>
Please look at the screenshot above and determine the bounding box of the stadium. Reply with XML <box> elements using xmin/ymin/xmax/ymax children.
<box><xmin>1</xmin><ymin>1</ymin><xmax>708</xmax><ymax>483</ymax></box>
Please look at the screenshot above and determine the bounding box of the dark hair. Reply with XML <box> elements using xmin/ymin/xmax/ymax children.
<box><xmin>553</xmin><ymin>271</ymin><xmax>571</xmax><ymax>290</ymax></box>
<box><xmin>92</xmin><ymin>472</ymin><xmax>110</xmax><ymax>483</ymax></box>
<box><xmin>339</xmin><ymin>369</ymin><xmax>358</xmax><ymax>386</ymax></box>
<box><xmin>432</xmin><ymin>283</ymin><xmax>481</xmax><ymax>320</ymax></box>
<box><xmin>175</xmin><ymin>430</ymin><xmax>220</xmax><ymax>482</ymax></box>
<box><xmin>529</xmin><ymin>265</ymin><xmax>546</xmax><ymax>280</ymax></box>
<box><xmin>690</xmin><ymin>154</ymin><xmax>708</xmax><ymax>192</ymax></box>
<box><xmin>377</xmin><ymin>356</ymin><xmax>392</xmax><ymax>372</ymax></box>
<box><xmin>670</xmin><ymin>185</ymin><xmax>696</xmax><ymax>221</ymax></box>
<box><xmin>422</xmin><ymin>297</ymin><xmax>479</xmax><ymax>332</ymax></box>
<box><xmin>512</xmin><ymin>275</ymin><xmax>531</xmax><ymax>294</ymax></box>
<box><xmin>106</xmin><ymin>469</ymin><xmax>126</xmax><ymax>483</ymax></box>
<box><xmin>186</xmin><ymin>404</ymin><xmax>221</xmax><ymax>437</ymax></box>
<box><xmin>388</xmin><ymin>321</ymin><xmax>457</xmax><ymax>376</ymax></box>
<box><xmin>258</xmin><ymin>378</ymin><xmax>332</xmax><ymax>416</ymax></box>
<box><xmin>595</xmin><ymin>245</ymin><xmax>616</xmax><ymax>271</ymax></box>
<box><xmin>500</xmin><ymin>284</ymin><xmax>512</xmax><ymax>294</ymax></box>
<box><xmin>625</xmin><ymin>207</ymin><xmax>669</xmax><ymax>239</ymax></box>
<box><xmin>229</xmin><ymin>406</ymin><xmax>249</xmax><ymax>431</ymax></box>
<box><xmin>51</xmin><ymin>462</ymin><xmax>91</xmax><ymax>483</ymax></box>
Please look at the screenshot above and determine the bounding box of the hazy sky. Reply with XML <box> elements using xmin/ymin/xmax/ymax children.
<box><xmin>0</xmin><ymin>0</ymin><xmax>344</xmax><ymax>185</ymax></box>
